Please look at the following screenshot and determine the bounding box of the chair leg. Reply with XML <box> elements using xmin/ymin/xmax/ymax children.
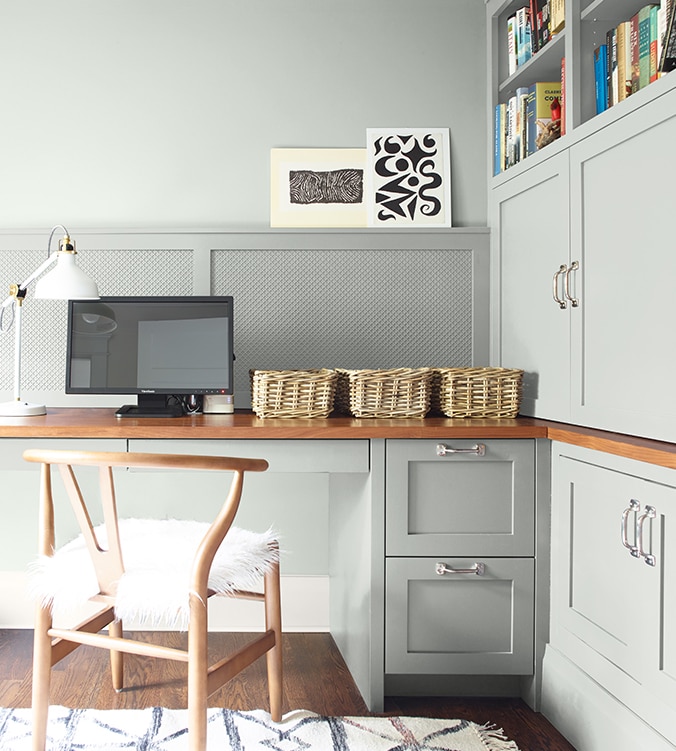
<box><xmin>31</xmin><ymin>605</ymin><xmax>53</xmax><ymax>751</ymax></box>
<box><xmin>264</xmin><ymin>559</ymin><xmax>283</xmax><ymax>722</ymax></box>
<box><xmin>109</xmin><ymin>618</ymin><xmax>124</xmax><ymax>691</ymax></box>
<box><xmin>188</xmin><ymin>593</ymin><xmax>209</xmax><ymax>751</ymax></box>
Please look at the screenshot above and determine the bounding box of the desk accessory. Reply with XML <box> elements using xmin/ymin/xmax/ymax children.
<box><xmin>0</xmin><ymin>225</ymin><xmax>100</xmax><ymax>417</ymax></box>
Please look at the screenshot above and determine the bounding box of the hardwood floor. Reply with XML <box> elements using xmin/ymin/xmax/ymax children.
<box><xmin>0</xmin><ymin>630</ymin><xmax>575</xmax><ymax>750</ymax></box>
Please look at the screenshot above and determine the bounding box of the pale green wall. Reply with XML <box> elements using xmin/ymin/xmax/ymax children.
<box><xmin>0</xmin><ymin>0</ymin><xmax>487</xmax><ymax>228</ymax></box>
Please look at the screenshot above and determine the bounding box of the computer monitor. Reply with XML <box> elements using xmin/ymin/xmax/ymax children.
<box><xmin>66</xmin><ymin>296</ymin><xmax>234</xmax><ymax>417</ymax></box>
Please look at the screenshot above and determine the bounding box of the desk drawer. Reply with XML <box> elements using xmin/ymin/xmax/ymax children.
<box><xmin>385</xmin><ymin>556</ymin><xmax>534</xmax><ymax>675</ymax></box>
<box><xmin>386</xmin><ymin>439</ymin><xmax>535</xmax><ymax>556</ymax></box>
<box><xmin>129</xmin><ymin>439</ymin><xmax>370</xmax><ymax>474</ymax></box>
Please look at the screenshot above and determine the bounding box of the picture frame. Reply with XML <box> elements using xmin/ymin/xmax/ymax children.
<box><xmin>366</xmin><ymin>128</ymin><xmax>452</xmax><ymax>227</ymax></box>
<box><xmin>270</xmin><ymin>148</ymin><xmax>367</xmax><ymax>228</ymax></box>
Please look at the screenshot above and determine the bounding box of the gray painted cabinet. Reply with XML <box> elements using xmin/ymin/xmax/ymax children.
<box><xmin>547</xmin><ymin>443</ymin><xmax>676</xmax><ymax>750</ymax></box>
<box><xmin>384</xmin><ymin>439</ymin><xmax>535</xmax><ymax>675</ymax></box>
<box><xmin>492</xmin><ymin>152</ymin><xmax>571</xmax><ymax>421</ymax></box>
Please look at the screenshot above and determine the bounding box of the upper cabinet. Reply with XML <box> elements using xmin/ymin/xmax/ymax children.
<box><xmin>488</xmin><ymin>0</ymin><xmax>676</xmax><ymax>182</ymax></box>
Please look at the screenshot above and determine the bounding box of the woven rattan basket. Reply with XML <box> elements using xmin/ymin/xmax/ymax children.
<box><xmin>250</xmin><ymin>369</ymin><xmax>337</xmax><ymax>418</ymax></box>
<box><xmin>435</xmin><ymin>367</ymin><xmax>524</xmax><ymax>418</ymax></box>
<box><xmin>335</xmin><ymin>368</ymin><xmax>433</xmax><ymax>418</ymax></box>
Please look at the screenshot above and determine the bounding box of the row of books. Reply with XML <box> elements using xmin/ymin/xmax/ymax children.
<box><xmin>494</xmin><ymin>82</ymin><xmax>562</xmax><ymax>175</ymax></box>
<box><xmin>507</xmin><ymin>0</ymin><xmax>565</xmax><ymax>76</ymax></box>
<box><xmin>594</xmin><ymin>0</ymin><xmax>676</xmax><ymax>114</ymax></box>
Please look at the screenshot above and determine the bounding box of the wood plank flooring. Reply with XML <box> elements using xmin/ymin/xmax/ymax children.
<box><xmin>0</xmin><ymin>630</ymin><xmax>575</xmax><ymax>750</ymax></box>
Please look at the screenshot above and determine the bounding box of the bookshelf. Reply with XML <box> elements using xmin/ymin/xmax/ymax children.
<box><xmin>488</xmin><ymin>0</ymin><xmax>676</xmax><ymax>181</ymax></box>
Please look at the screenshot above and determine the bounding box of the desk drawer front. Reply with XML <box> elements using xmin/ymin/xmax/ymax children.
<box><xmin>129</xmin><ymin>439</ymin><xmax>370</xmax><ymax>474</ymax></box>
<box><xmin>386</xmin><ymin>439</ymin><xmax>535</xmax><ymax>556</ymax></box>
<box><xmin>385</xmin><ymin>556</ymin><xmax>534</xmax><ymax>675</ymax></box>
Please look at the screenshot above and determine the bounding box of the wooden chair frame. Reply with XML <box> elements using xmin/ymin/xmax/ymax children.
<box><xmin>24</xmin><ymin>448</ymin><xmax>282</xmax><ymax>751</ymax></box>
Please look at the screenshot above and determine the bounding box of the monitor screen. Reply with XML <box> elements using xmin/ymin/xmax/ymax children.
<box><xmin>66</xmin><ymin>296</ymin><xmax>233</xmax><ymax>417</ymax></box>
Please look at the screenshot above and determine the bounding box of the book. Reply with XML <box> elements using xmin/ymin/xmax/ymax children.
<box><xmin>507</xmin><ymin>15</ymin><xmax>518</xmax><ymax>75</ymax></box>
<box><xmin>594</xmin><ymin>44</ymin><xmax>609</xmax><ymax>113</ymax></box>
<box><xmin>659</xmin><ymin>0</ymin><xmax>676</xmax><ymax>70</ymax></box>
<box><xmin>630</xmin><ymin>12</ymin><xmax>641</xmax><ymax>91</ymax></box>
<box><xmin>539</xmin><ymin>1</ymin><xmax>551</xmax><ymax>49</ymax></box>
<box><xmin>516</xmin><ymin>86</ymin><xmax>529</xmax><ymax>162</ymax></box>
<box><xmin>494</xmin><ymin>104</ymin><xmax>502</xmax><ymax>176</ymax></box>
<box><xmin>650</xmin><ymin>4</ymin><xmax>659</xmax><ymax>81</ymax></box>
<box><xmin>526</xmin><ymin>81</ymin><xmax>562</xmax><ymax>154</ymax></box>
<box><xmin>616</xmin><ymin>21</ymin><xmax>631</xmax><ymax>101</ymax></box>
<box><xmin>560</xmin><ymin>55</ymin><xmax>566</xmax><ymax>135</ymax></box>
<box><xmin>607</xmin><ymin>26</ymin><xmax>618</xmax><ymax>106</ymax></box>
<box><xmin>506</xmin><ymin>95</ymin><xmax>518</xmax><ymax>168</ymax></box>
<box><xmin>516</xmin><ymin>7</ymin><xmax>533</xmax><ymax>67</ymax></box>
<box><xmin>529</xmin><ymin>0</ymin><xmax>541</xmax><ymax>53</ymax></box>
<box><xmin>639</xmin><ymin>5</ymin><xmax>658</xmax><ymax>89</ymax></box>
<box><xmin>550</xmin><ymin>0</ymin><xmax>565</xmax><ymax>34</ymax></box>
<box><xmin>658</xmin><ymin>0</ymin><xmax>673</xmax><ymax>67</ymax></box>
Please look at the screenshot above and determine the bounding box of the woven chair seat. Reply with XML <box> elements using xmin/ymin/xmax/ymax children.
<box><xmin>30</xmin><ymin>519</ymin><xmax>279</xmax><ymax>630</ymax></box>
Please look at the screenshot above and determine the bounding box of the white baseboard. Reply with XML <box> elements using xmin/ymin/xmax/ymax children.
<box><xmin>0</xmin><ymin>572</ymin><xmax>329</xmax><ymax>632</ymax></box>
<box><xmin>541</xmin><ymin>646</ymin><xmax>676</xmax><ymax>751</ymax></box>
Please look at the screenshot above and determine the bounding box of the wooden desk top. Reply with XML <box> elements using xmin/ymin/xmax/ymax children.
<box><xmin>1</xmin><ymin>408</ymin><xmax>676</xmax><ymax>469</ymax></box>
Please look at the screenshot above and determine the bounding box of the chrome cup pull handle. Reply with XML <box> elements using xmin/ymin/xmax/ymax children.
<box><xmin>552</xmin><ymin>264</ymin><xmax>568</xmax><ymax>309</ymax></box>
<box><xmin>636</xmin><ymin>505</ymin><xmax>657</xmax><ymax>567</ymax></box>
<box><xmin>436</xmin><ymin>443</ymin><xmax>486</xmax><ymax>457</ymax></box>
<box><xmin>621</xmin><ymin>499</ymin><xmax>641</xmax><ymax>557</ymax></box>
<box><xmin>436</xmin><ymin>562</ymin><xmax>485</xmax><ymax>576</ymax></box>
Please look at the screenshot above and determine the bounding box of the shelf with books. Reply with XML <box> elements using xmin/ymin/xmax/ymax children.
<box><xmin>580</xmin><ymin>0</ymin><xmax>675</xmax><ymax>124</ymax></box>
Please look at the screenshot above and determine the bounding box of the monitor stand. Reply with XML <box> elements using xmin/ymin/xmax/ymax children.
<box><xmin>115</xmin><ymin>394</ymin><xmax>183</xmax><ymax>418</ymax></box>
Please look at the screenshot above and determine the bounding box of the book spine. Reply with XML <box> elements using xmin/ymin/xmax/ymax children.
<box><xmin>560</xmin><ymin>56</ymin><xmax>566</xmax><ymax>135</ymax></box>
<box><xmin>639</xmin><ymin>5</ymin><xmax>654</xmax><ymax>89</ymax></box>
<box><xmin>594</xmin><ymin>45</ymin><xmax>608</xmax><ymax>113</ymax></box>
<box><xmin>631</xmin><ymin>12</ymin><xmax>641</xmax><ymax>91</ymax></box>
<box><xmin>616</xmin><ymin>22</ymin><xmax>628</xmax><ymax>101</ymax></box>
<box><xmin>494</xmin><ymin>104</ymin><xmax>501</xmax><ymax>176</ymax></box>
<box><xmin>659</xmin><ymin>0</ymin><xmax>676</xmax><ymax>71</ymax></box>
<box><xmin>507</xmin><ymin>15</ymin><xmax>517</xmax><ymax>75</ymax></box>
<box><xmin>540</xmin><ymin>1</ymin><xmax>551</xmax><ymax>48</ymax></box>
<box><xmin>607</xmin><ymin>27</ymin><xmax>618</xmax><ymax>106</ymax></box>
<box><xmin>506</xmin><ymin>95</ymin><xmax>517</xmax><ymax>168</ymax></box>
<box><xmin>650</xmin><ymin>5</ymin><xmax>659</xmax><ymax>80</ymax></box>
<box><xmin>530</xmin><ymin>0</ymin><xmax>540</xmax><ymax>53</ymax></box>
<box><xmin>516</xmin><ymin>7</ymin><xmax>532</xmax><ymax>67</ymax></box>
<box><xmin>516</xmin><ymin>86</ymin><xmax>529</xmax><ymax>162</ymax></box>
<box><xmin>550</xmin><ymin>0</ymin><xmax>565</xmax><ymax>34</ymax></box>
<box><xmin>526</xmin><ymin>86</ymin><xmax>537</xmax><ymax>156</ymax></box>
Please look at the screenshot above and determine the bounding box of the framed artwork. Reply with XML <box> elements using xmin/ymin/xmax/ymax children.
<box><xmin>270</xmin><ymin>148</ymin><xmax>367</xmax><ymax>227</ymax></box>
<box><xmin>366</xmin><ymin>128</ymin><xmax>452</xmax><ymax>227</ymax></box>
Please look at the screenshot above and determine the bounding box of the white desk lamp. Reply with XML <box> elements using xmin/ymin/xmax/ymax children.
<box><xmin>0</xmin><ymin>225</ymin><xmax>100</xmax><ymax>417</ymax></box>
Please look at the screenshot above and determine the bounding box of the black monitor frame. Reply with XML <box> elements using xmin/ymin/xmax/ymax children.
<box><xmin>66</xmin><ymin>296</ymin><xmax>234</xmax><ymax>418</ymax></box>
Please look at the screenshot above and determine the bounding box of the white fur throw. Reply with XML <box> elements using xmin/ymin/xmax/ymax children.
<box><xmin>28</xmin><ymin>519</ymin><xmax>279</xmax><ymax>630</ymax></box>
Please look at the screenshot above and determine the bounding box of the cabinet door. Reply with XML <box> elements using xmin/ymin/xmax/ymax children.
<box><xmin>385</xmin><ymin>556</ymin><xmax>534</xmax><ymax>675</ymax></box>
<box><xmin>492</xmin><ymin>152</ymin><xmax>571</xmax><ymax>421</ymax></box>
<box><xmin>569</xmin><ymin>89</ymin><xmax>676</xmax><ymax>442</ymax></box>
<box><xmin>551</xmin><ymin>444</ymin><xmax>676</xmax><ymax>739</ymax></box>
<box><xmin>386</xmin><ymin>439</ymin><xmax>534</xmax><ymax>557</ymax></box>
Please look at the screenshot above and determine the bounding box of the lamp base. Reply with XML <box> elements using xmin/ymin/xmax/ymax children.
<box><xmin>0</xmin><ymin>400</ymin><xmax>47</xmax><ymax>417</ymax></box>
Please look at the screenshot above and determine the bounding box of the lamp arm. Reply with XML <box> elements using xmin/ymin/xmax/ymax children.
<box><xmin>1</xmin><ymin>225</ymin><xmax>69</xmax><ymax>308</ymax></box>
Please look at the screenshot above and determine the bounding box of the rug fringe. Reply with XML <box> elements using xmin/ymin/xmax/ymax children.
<box><xmin>476</xmin><ymin>722</ymin><xmax>522</xmax><ymax>751</ymax></box>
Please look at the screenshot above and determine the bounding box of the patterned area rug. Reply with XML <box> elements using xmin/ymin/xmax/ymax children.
<box><xmin>0</xmin><ymin>706</ymin><xmax>522</xmax><ymax>750</ymax></box>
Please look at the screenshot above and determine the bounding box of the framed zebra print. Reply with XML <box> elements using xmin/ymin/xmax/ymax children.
<box><xmin>270</xmin><ymin>148</ymin><xmax>367</xmax><ymax>227</ymax></box>
<box><xmin>366</xmin><ymin>128</ymin><xmax>452</xmax><ymax>227</ymax></box>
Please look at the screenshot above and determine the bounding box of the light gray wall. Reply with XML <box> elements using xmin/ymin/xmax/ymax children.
<box><xmin>0</xmin><ymin>0</ymin><xmax>487</xmax><ymax>229</ymax></box>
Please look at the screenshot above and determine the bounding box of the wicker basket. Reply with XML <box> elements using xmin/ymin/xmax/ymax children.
<box><xmin>250</xmin><ymin>369</ymin><xmax>337</xmax><ymax>418</ymax></box>
<box><xmin>336</xmin><ymin>368</ymin><xmax>433</xmax><ymax>418</ymax></box>
<box><xmin>435</xmin><ymin>367</ymin><xmax>524</xmax><ymax>418</ymax></box>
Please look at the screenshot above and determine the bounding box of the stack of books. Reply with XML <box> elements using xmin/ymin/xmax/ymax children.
<box><xmin>593</xmin><ymin>0</ymin><xmax>675</xmax><ymax>115</ymax></box>
<box><xmin>494</xmin><ymin>82</ymin><xmax>562</xmax><ymax>175</ymax></box>
<box><xmin>506</xmin><ymin>1</ymin><xmax>561</xmax><ymax>76</ymax></box>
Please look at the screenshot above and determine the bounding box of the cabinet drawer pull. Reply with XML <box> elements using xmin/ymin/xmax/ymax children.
<box><xmin>564</xmin><ymin>260</ymin><xmax>579</xmax><ymax>307</ymax></box>
<box><xmin>436</xmin><ymin>443</ymin><xmax>485</xmax><ymax>457</ymax></box>
<box><xmin>435</xmin><ymin>562</ymin><xmax>485</xmax><ymax>576</ymax></box>
<box><xmin>552</xmin><ymin>264</ymin><xmax>568</xmax><ymax>309</ymax></box>
<box><xmin>621</xmin><ymin>499</ymin><xmax>641</xmax><ymax>557</ymax></box>
<box><xmin>637</xmin><ymin>505</ymin><xmax>657</xmax><ymax>567</ymax></box>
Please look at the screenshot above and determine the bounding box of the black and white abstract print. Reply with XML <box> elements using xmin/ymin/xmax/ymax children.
<box><xmin>289</xmin><ymin>168</ymin><xmax>363</xmax><ymax>205</ymax></box>
<box><xmin>367</xmin><ymin>128</ymin><xmax>451</xmax><ymax>227</ymax></box>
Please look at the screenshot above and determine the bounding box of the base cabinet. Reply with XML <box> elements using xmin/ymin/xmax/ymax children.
<box><xmin>384</xmin><ymin>439</ymin><xmax>536</xmax><ymax>681</ymax></box>
<box><xmin>546</xmin><ymin>443</ymin><xmax>676</xmax><ymax>750</ymax></box>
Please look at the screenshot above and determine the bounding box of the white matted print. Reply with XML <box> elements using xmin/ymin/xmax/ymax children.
<box><xmin>270</xmin><ymin>148</ymin><xmax>367</xmax><ymax>227</ymax></box>
<box><xmin>366</xmin><ymin>128</ymin><xmax>451</xmax><ymax>227</ymax></box>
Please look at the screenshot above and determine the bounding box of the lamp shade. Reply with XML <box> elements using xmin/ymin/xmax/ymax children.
<box><xmin>34</xmin><ymin>252</ymin><xmax>99</xmax><ymax>300</ymax></box>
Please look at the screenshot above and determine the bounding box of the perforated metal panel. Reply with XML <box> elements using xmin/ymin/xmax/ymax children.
<box><xmin>0</xmin><ymin>249</ymin><xmax>193</xmax><ymax>392</ymax></box>
<box><xmin>211</xmin><ymin>248</ymin><xmax>473</xmax><ymax>400</ymax></box>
